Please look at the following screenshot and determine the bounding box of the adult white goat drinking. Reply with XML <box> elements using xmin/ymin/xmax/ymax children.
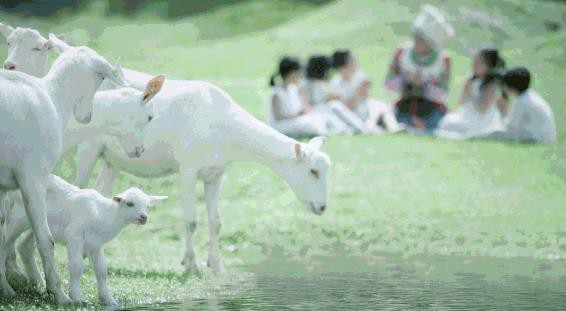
<box><xmin>77</xmin><ymin>72</ymin><xmax>332</xmax><ymax>274</ymax></box>
<box><xmin>3</xmin><ymin>24</ymin><xmax>332</xmax><ymax>275</ymax></box>
<box><xmin>3</xmin><ymin>175</ymin><xmax>167</xmax><ymax>305</ymax></box>
<box><xmin>0</xmin><ymin>33</ymin><xmax>127</xmax><ymax>302</ymax></box>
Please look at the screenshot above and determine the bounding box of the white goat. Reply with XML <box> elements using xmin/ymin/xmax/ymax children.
<box><xmin>4</xmin><ymin>25</ymin><xmax>332</xmax><ymax>276</ymax></box>
<box><xmin>3</xmin><ymin>79</ymin><xmax>166</xmax><ymax>285</ymax></box>
<box><xmin>0</xmin><ymin>23</ymin><xmax>164</xmax><ymax>158</ymax></box>
<box><xmin>0</xmin><ymin>24</ymin><xmax>165</xmax><ymax>284</ymax></box>
<box><xmin>0</xmin><ymin>33</ymin><xmax>127</xmax><ymax>302</ymax></box>
<box><xmin>0</xmin><ymin>23</ymin><xmax>51</xmax><ymax>77</ymax></box>
<box><xmin>63</xmin><ymin>75</ymin><xmax>164</xmax><ymax>156</ymax></box>
<box><xmin>3</xmin><ymin>175</ymin><xmax>167</xmax><ymax>305</ymax></box>
<box><xmin>78</xmin><ymin>70</ymin><xmax>332</xmax><ymax>274</ymax></box>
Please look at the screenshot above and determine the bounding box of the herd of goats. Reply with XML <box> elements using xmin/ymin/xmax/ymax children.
<box><xmin>0</xmin><ymin>23</ymin><xmax>331</xmax><ymax>305</ymax></box>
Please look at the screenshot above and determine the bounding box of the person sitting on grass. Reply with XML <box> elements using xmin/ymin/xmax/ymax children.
<box><xmin>385</xmin><ymin>5</ymin><xmax>454</xmax><ymax>133</ymax></box>
<box><xmin>330</xmin><ymin>49</ymin><xmax>402</xmax><ymax>133</ymax></box>
<box><xmin>267</xmin><ymin>56</ymin><xmax>328</xmax><ymax>137</ymax></box>
<box><xmin>435</xmin><ymin>47</ymin><xmax>506</xmax><ymax>140</ymax></box>
<box><xmin>303</xmin><ymin>54</ymin><xmax>368</xmax><ymax>134</ymax></box>
<box><xmin>489</xmin><ymin>67</ymin><xmax>557</xmax><ymax>143</ymax></box>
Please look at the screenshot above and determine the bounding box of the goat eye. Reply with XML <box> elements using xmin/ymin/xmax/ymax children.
<box><xmin>32</xmin><ymin>47</ymin><xmax>41</xmax><ymax>51</ymax></box>
<box><xmin>148</xmin><ymin>115</ymin><xmax>153</xmax><ymax>122</ymax></box>
<box><xmin>310</xmin><ymin>169</ymin><xmax>319</xmax><ymax>178</ymax></box>
<box><xmin>126</xmin><ymin>201</ymin><xmax>134</xmax><ymax>207</ymax></box>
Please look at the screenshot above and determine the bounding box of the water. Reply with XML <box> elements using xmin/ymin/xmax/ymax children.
<box><xmin>126</xmin><ymin>255</ymin><xmax>566</xmax><ymax>310</ymax></box>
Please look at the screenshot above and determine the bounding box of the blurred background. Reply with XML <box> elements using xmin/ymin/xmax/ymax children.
<box><xmin>1</xmin><ymin>0</ymin><xmax>565</xmax><ymax>309</ymax></box>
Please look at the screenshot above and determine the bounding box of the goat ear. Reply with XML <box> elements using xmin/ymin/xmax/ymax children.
<box><xmin>112</xmin><ymin>196</ymin><xmax>123</xmax><ymax>203</ymax></box>
<box><xmin>308</xmin><ymin>136</ymin><xmax>326</xmax><ymax>151</ymax></box>
<box><xmin>103</xmin><ymin>58</ymin><xmax>129</xmax><ymax>87</ymax></box>
<box><xmin>142</xmin><ymin>75</ymin><xmax>165</xmax><ymax>105</ymax></box>
<box><xmin>45</xmin><ymin>33</ymin><xmax>65</xmax><ymax>52</ymax></box>
<box><xmin>44</xmin><ymin>40</ymin><xmax>53</xmax><ymax>51</ymax></box>
<box><xmin>294</xmin><ymin>143</ymin><xmax>306</xmax><ymax>162</ymax></box>
<box><xmin>47</xmin><ymin>33</ymin><xmax>70</xmax><ymax>53</ymax></box>
<box><xmin>0</xmin><ymin>23</ymin><xmax>14</xmax><ymax>38</ymax></box>
<box><xmin>149</xmin><ymin>195</ymin><xmax>168</xmax><ymax>202</ymax></box>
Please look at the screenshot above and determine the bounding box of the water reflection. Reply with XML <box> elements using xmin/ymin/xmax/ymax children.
<box><xmin>126</xmin><ymin>255</ymin><xmax>566</xmax><ymax>310</ymax></box>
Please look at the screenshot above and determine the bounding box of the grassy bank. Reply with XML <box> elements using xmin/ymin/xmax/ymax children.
<box><xmin>0</xmin><ymin>0</ymin><xmax>565</xmax><ymax>309</ymax></box>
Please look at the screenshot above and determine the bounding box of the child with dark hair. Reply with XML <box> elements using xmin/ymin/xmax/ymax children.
<box><xmin>490</xmin><ymin>67</ymin><xmax>556</xmax><ymax>142</ymax></box>
<box><xmin>385</xmin><ymin>5</ymin><xmax>454</xmax><ymax>133</ymax></box>
<box><xmin>304</xmin><ymin>55</ymin><xmax>334</xmax><ymax>105</ymax></box>
<box><xmin>303</xmin><ymin>54</ymin><xmax>368</xmax><ymax>134</ymax></box>
<box><xmin>267</xmin><ymin>56</ymin><xmax>327</xmax><ymax>137</ymax></box>
<box><xmin>331</xmin><ymin>49</ymin><xmax>402</xmax><ymax>133</ymax></box>
<box><xmin>435</xmin><ymin>47</ymin><xmax>506</xmax><ymax>139</ymax></box>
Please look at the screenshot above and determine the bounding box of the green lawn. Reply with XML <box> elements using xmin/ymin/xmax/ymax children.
<box><xmin>0</xmin><ymin>0</ymin><xmax>565</xmax><ymax>309</ymax></box>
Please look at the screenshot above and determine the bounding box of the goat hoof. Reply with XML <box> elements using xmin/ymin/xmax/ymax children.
<box><xmin>207</xmin><ymin>258</ymin><xmax>223</xmax><ymax>274</ymax></box>
<box><xmin>101</xmin><ymin>296</ymin><xmax>118</xmax><ymax>306</ymax></box>
<box><xmin>183</xmin><ymin>263</ymin><xmax>199</xmax><ymax>275</ymax></box>
<box><xmin>0</xmin><ymin>284</ymin><xmax>16</xmax><ymax>297</ymax></box>
<box><xmin>29</xmin><ymin>279</ymin><xmax>45</xmax><ymax>289</ymax></box>
<box><xmin>53</xmin><ymin>291</ymin><xmax>72</xmax><ymax>304</ymax></box>
<box><xmin>72</xmin><ymin>299</ymin><xmax>87</xmax><ymax>305</ymax></box>
<box><xmin>184</xmin><ymin>266</ymin><xmax>199</xmax><ymax>274</ymax></box>
<box><xmin>6</xmin><ymin>270</ymin><xmax>28</xmax><ymax>289</ymax></box>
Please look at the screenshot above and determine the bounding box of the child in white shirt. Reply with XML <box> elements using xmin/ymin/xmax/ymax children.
<box><xmin>330</xmin><ymin>49</ymin><xmax>402</xmax><ymax>133</ymax></box>
<box><xmin>267</xmin><ymin>56</ymin><xmax>327</xmax><ymax>137</ymax></box>
<box><xmin>303</xmin><ymin>55</ymin><xmax>368</xmax><ymax>134</ymax></box>
<box><xmin>492</xmin><ymin>67</ymin><xmax>556</xmax><ymax>143</ymax></box>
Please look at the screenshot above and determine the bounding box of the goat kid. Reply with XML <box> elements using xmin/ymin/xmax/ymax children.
<box><xmin>3</xmin><ymin>175</ymin><xmax>167</xmax><ymax>305</ymax></box>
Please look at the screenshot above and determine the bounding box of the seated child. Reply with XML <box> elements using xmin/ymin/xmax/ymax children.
<box><xmin>435</xmin><ymin>48</ymin><xmax>505</xmax><ymax>139</ymax></box>
<box><xmin>303</xmin><ymin>55</ymin><xmax>368</xmax><ymax>134</ymax></box>
<box><xmin>330</xmin><ymin>49</ymin><xmax>402</xmax><ymax>133</ymax></box>
<box><xmin>491</xmin><ymin>67</ymin><xmax>556</xmax><ymax>143</ymax></box>
<box><xmin>385</xmin><ymin>5</ymin><xmax>454</xmax><ymax>133</ymax></box>
<box><xmin>267</xmin><ymin>56</ymin><xmax>328</xmax><ymax>137</ymax></box>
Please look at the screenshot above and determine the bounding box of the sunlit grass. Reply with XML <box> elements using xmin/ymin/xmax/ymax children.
<box><xmin>0</xmin><ymin>0</ymin><xmax>564</xmax><ymax>309</ymax></box>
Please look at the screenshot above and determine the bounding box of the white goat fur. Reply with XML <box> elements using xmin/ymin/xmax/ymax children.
<box><xmin>3</xmin><ymin>175</ymin><xmax>167</xmax><ymax>305</ymax></box>
<box><xmin>0</xmin><ymin>32</ymin><xmax>127</xmax><ymax>302</ymax></box>
<box><xmin>0</xmin><ymin>24</ymin><xmax>50</xmax><ymax>77</ymax></box>
<box><xmin>4</xmin><ymin>25</ymin><xmax>332</xmax><ymax>276</ymax></box>
<box><xmin>0</xmin><ymin>26</ymin><xmax>165</xmax><ymax>288</ymax></box>
<box><xmin>78</xmin><ymin>70</ymin><xmax>332</xmax><ymax>274</ymax></box>
<box><xmin>0</xmin><ymin>24</ymin><xmax>164</xmax><ymax>158</ymax></box>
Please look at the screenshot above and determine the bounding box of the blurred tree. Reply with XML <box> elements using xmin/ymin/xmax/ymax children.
<box><xmin>107</xmin><ymin>0</ymin><xmax>245</xmax><ymax>17</ymax></box>
<box><xmin>0</xmin><ymin>0</ymin><xmax>86</xmax><ymax>16</ymax></box>
<box><xmin>0</xmin><ymin>0</ymin><xmax>332</xmax><ymax>18</ymax></box>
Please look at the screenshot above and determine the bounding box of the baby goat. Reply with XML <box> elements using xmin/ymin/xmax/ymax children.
<box><xmin>3</xmin><ymin>175</ymin><xmax>167</xmax><ymax>305</ymax></box>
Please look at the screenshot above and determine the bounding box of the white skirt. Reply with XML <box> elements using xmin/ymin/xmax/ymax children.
<box><xmin>271</xmin><ymin>112</ymin><xmax>328</xmax><ymax>137</ymax></box>
<box><xmin>435</xmin><ymin>103</ymin><xmax>504</xmax><ymax>140</ymax></box>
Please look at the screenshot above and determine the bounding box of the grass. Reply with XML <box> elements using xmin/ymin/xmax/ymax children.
<box><xmin>0</xmin><ymin>0</ymin><xmax>565</xmax><ymax>309</ymax></box>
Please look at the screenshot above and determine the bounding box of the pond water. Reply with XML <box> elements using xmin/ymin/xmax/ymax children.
<box><xmin>128</xmin><ymin>254</ymin><xmax>566</xmax><ymax>310</ymax></box>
